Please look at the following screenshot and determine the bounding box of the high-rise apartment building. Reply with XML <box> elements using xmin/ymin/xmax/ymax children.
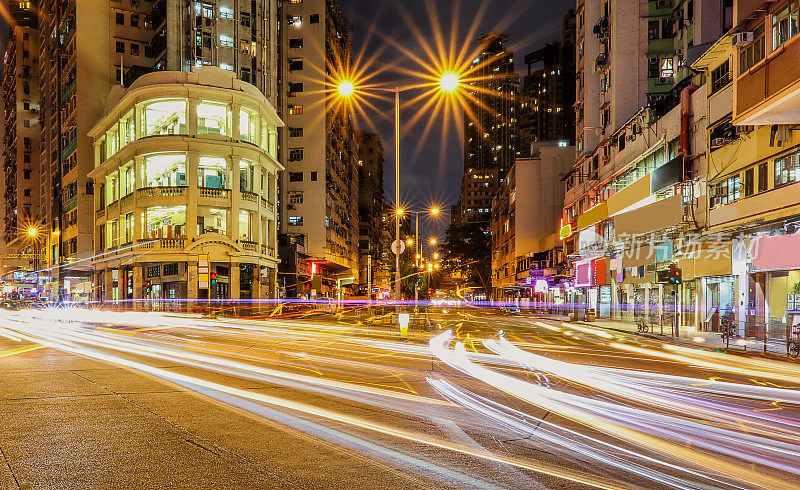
<box><xmin>517</xmin><ymin>11</ymin><xmax>576</xmax><ymax>157</ymax></box>
<box><xmin>36</xmin><ymin>0</ymin><xmax>155</xmax><ymax>300</ymax></box>
<box><xmin>455</xmin><ymin>32</ymin><xmax>518</xmax><ymax>225</ymax></box>
<box><xmin>277</xmin><ymin>0</ymin><xmax>360</xmax><ymax>298</ymax></box>
<box><xmin>3</xmin><ymin>1</ymin><xmax>40</xmax><ymax>252</ymax></box>
<box><xmin>149</xmin><ymin>0</ymin><xmax>278</xmax><ymax>105</ymax></box>
<box><xmin>355</xmin><ymin>130</ymin><xmax>384</xmax><ymax>292</ymax></box>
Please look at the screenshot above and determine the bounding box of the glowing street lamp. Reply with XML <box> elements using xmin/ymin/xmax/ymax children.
<box><xmin>338</xmin><ymin>80</ymin><xmax>355</xmax><ymax>97</ymax></box>
<box><xmin>429</xmin><ymin>238</ymin><xmax>437</xmax><ymax>246</ymax></box>
<box><xmin>439</xmin><ymin>72</ymin><xmax>460</xmax><ymax>93</ymax></box>
<box><xmin>27</xmin><ymin>227</ymin><xmax>38</xmax><ymax>237</ymax></box>
<box><xmin>406</xmin><ymin>238</ymin><xmax>414</xmax><ymax>246</ymax></box>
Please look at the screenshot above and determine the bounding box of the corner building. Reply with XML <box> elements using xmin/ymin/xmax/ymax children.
<box><xmin>88</xmin><ymin>68</ymin><xmax>282</xmax><ymax>304</ymax></box>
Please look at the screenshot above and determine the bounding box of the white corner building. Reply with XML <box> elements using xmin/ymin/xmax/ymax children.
<box><xmin>89</xmin><ymin>67</ymin><xmax>283</xmax><ymax>304</ymax></box>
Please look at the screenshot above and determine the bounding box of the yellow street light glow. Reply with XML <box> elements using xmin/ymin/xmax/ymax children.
<box><xmin>406</xmin><ymin>238</ymin><xmax>414</xmax><ymax>245</ymax></box>
<box><xmin>434</xmin><ymin>264</ymin><xmax>440</xmax><ymax>269</ymax></box>
<box><xmin>427</xmin><ymin>264</ymin><xmax>433</xmax><ymax>271</ymax></box>
<box><xmin>433</xmin><ymin>253</ymin><xmax>439</xmax><ymax>259</ymax></box>
<box><xmin>27</xmin><ymin>227</ymin><xmax>37</xmax><ymax>237</ymax></box>
<box><xmin>396</xmin><ymin>208</ymin><xmax>404</xmax><ymax>216</ymax></box>
<box><xmin>430</xmin><ymin>238</ymin><xmax>437</xmax><ymax>245</ymax></box>
<box><xmin>338</xmin><ymin>80</ymin><xmax>355</xmax><ymax>97</ymax></box>
<box><xmin>430</xmin><ymin>207</ymin><xmax>440</xmax><ymax>215</ymax></box>
<box><xmin>439</xmin><ymin>72</ymin><xmax>460</xmax><ymax>93</ymax></box>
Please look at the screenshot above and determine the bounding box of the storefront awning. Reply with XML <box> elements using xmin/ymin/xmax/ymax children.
<box><xmin>614</xmin><ymin>195</ymin><xmax>683</xmax><ymax>237</ymax></box>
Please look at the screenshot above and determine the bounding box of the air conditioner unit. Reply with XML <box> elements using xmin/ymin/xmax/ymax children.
<box><xmin>626</xmin><ymin>134</ymin><xmax>636</xmax><ymax>141</ymax></box>
<box><xmin>659</xmin><ymin>76</ymin><xmax>673</xmax><ymax>85</ymax></box>
<box><xmin>656</xmin><ymin>0</ymin><xmax>672</xmax><ymax>8</ymax></box>
<box><xmin>786</xmin><ymin>154</ymin><xmax>800</xmax><ymax>170</ymax></box>
<box><xmin>711</xmin><ymin>137</ymin><xmax>728</xmax><ymax>147</ymax></box>
<box><xmin>734</xmin><ymin>124</ymin><xmax>752</xmax><ymax>134</ymax></box>
<box><xmin>732</xmin><ymin>32</ymin><xmax>755</xmax><ymax>46</ymax></box>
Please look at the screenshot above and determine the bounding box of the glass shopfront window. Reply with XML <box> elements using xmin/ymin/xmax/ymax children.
<box><xmin>143</xmin><ymin>154</ymin><xmax>186</xmax><ymax>187</ymax></box>
<box><xmin>198</xmin><ymin>207</ymin><xmax>227</xmax><ymax>235</ymax></box>
<box><xmin>197</xmin><ymin>101</ymin><xmax>230</xmax><ymax>135</ymax></box>
<box><xmin>198</xmin><ymin>156</ymin><xmax>227</xmax><ymax>188</ymax></box>
<box><xmin>767</xmin><ymin>270</ymin><xmax>800</xmax><ymax>327</ymax></box>
<box><xmin>142</xmin><ymin>99</ymin><xmax>187</xmax><ymax>136</ymax></box>
<box><xmin>239</xmin><ymin>108</ymin><xmax>257</xmax><ymax>143</ymax></box>
<box><xmin>145</xmin><ymin>205</ymin><xmax>186</xmax><ymax>239</ymax></box>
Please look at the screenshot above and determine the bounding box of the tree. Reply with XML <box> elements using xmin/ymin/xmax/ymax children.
<box><xmin>440</xmin><ymin>219</ymin><xmax>492</xmax><ymax>297</ymax></box>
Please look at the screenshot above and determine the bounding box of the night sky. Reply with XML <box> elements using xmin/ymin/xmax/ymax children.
<box><xmin>340</xmin><ymin>0</ymin><xmax>574</xmax><ymax>239</ymax></box>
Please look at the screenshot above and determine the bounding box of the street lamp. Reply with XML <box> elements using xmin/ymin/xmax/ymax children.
<box><xmin>337</xmin><ymin>75</ymin><xmax>460</xmax><ymax>305</ymax></box>
<box><xmin>429</xmin><ymin>238</ymin><xmax>437</xmax><ymax>246</ymax></box>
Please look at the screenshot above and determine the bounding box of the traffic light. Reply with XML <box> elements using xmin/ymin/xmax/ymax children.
<box><xmin>144</xmin><ymin>280</ymin><xmax>152</xmax><ymax>293</ymax></box>
<box><xmin>210</xmin><ymin>272</ymin><xmax>218</xmax><ymax>285</ymax></box>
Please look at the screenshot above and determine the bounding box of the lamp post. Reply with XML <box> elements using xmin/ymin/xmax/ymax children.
<box><xmin>337</xmin><ymin>76</ymin><xmax>459</xmax><ymax>308</ymax></box>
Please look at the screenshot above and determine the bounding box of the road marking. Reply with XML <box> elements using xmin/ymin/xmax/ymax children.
<box><xmin>0</xmin><ymin>345</ymin><xmax>43</xmax><ymax>358</ymax></box>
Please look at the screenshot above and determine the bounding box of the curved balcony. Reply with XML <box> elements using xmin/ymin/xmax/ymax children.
<box><xmin>240</xmin><ymin>240</ymin><xmax>258</xmax><ymax>252</ymax></box>
<box><xmin>137</xmin><ymin>238</ymin><xmax>186</xmax><ymax>251</ymax></box>
<box><xmin>138</xmin><ymin>186</ymin><xmax>187</xmax><ymax>199</ymax></box>
<box><xmin>199</xmin><ymin>187</ymin><xmax>230</xmax><ymax>199</ymax></box>
<box><xmin>240</xmin><ymin>190</ymin><xmax>259</xmax><ymax>204</ymax></box>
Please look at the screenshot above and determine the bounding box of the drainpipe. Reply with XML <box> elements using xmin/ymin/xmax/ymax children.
<box><xmin>679</xmin><ymin>84</ymin><xmax>700</xmax><ymax>159</ymax></box>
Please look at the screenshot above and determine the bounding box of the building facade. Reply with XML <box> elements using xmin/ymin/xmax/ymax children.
<box><xmin>88</xmin><ymin>68</ymin><xmax>282</xmax><ymax>304</ymax></box>
<box><xmin>518</xmin><ymin>11</ymin><xmax>576</xmax><ymax>157</ymax></box>
<box><xmin>492</xmin><ymin>144</ymin><xmax>575</xmax><ymax>302</ymax></box>
<box><xmin>455</xmin><ymin>32</ymin><xmax>518</xmax><ymax>225</ymax></box>
<box><xmin>149</xmin><ymin>0</ymin><xmax>278</xmax><ymax>105</ymax></box>
<box><xmin>3</xmin><ymin>2</ymin><xmax>40</xmax><ymax>250</ymax></box>
<box><xmin>355</xmin><ymin>130</ymin><xmax>384</xmax><ymax>293</ymax></box>
<box><xmin>277</xmin><ymin>0</ymin><xmax>360</xmax><ymax>297</ymax></box>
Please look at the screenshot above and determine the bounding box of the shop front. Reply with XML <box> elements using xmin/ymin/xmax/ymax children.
<box><xmin>749</xmin><ymin>231</ymin><xmax>800</xmax><ymax>339</ymax></box>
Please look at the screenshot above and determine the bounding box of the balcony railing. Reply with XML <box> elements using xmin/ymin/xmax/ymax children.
<box><xmin>137</xmin><ymin>186</ymin><xmax>187</xmax><ymax>199</ymax></box>
<box><xmin>200</xmin><ymin>187</ymin><xmax>229</xmax><ymax>199</ymax></box>
<box><xmin>120</xmin><ymin>192</ymin><xmax>134</xmax><ymax>207</ymax></box>
<box><xmin>240</xmin><ymin>190</ymin><xmax>258</xmax><ymax>204</ymax></box>
<box><xmin>240</xmin><ymin>240</ymin><xmax>258</xmax><ymax>252</ymax></box>
<box><xmin>261</xmin><ymin>244</ymin><xmax>276</xmax><ymax>257</ymax></box>
<box><xmin>137</xmin><ymin>238</ymin><xmax>186</xmax><ymax>250</ymax></box>
<box><xmin>96</xmin><ymin>208</ymin><xmax>105</xmax><ymax>219</ymax></box>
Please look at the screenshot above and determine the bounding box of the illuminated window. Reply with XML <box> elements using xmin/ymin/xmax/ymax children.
<box><xmin>197</xmin><ymin>101</ymin><xmax>230</xmax><ymax>135</ymax></box>
<box><xmin>142</xmin><ymin>99</ymin><xmax>187</xmax><ymax>136</ymax></box>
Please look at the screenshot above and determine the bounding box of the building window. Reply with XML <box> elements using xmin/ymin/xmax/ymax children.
<box><xmin>288</xmin><ymin>172</ymin><xmax>303</xmax><ymax>182</ymax></box>
<box><xmin>772</xmin><ymin>3</ymin><xmax>799</xmax><ymax>50</ymax></box>
<box><xmin>142</xmin><ymin>99</ymin><xmax>187</xmax><ymax>136</ymax></box>
<box><xmin>758</xmin><ymin>162</ymin><xmax>769</xmax><ymax>192</ymax></box>
<box><xmin>288</xmin><ymin>148</ymin><xmax>304</xmax><ymax>161</ymax></box>
<box><xmin>198</xmin><ymin>157</ymin><xmax>227</xmax><ymax>188</ymax></box>
<box><xmin>143</xmin><ymin>154</ymin><xmax>187</xmax><ymax>187</ymax></box>
<box><xmin>710</xmin><ymin>174</ymin><xmax>741</xmax><ymax>207</ymax></box>
<box><xmin>310</xmin><ymin>171</ymin><xmax>318</xmax><ymax>181</ymax></box>
<box><xmin>310</xmin><ymin>14</ymin><xmax>319</xmax><ymax>23</ymax></box>
<box><xmin>744</xmin><ymin>167</ymin><xmax>754</xmax><ymax>197</ymax></box>
<box><xmin>288</xmin><ymin>192</ymin><xmax>303</xmax><ymax>204</ymax></box>
<box><xmin>289</xmin><ymin>82</ymin><xmax>304</xmax><ymax>93</ymax></box>
<box><xmin>220</xmin><ymin>35</ymin><xmax>234</xmax><ymax>47</ymax></box>
<box><xmin>660</xmin><ymin>57</ymin><xmax>674</xmax><ymax>79</ymax></box>
<box><xmin>739</xmin><ymin>24</ymin><xmax>765</xmax><ymax>73</ymax></box>
<box><xmin>775</xmin><ymin>152</ymin><xmax>800</xmax><ymax>187</ymax></box>
<box><xmin>288</xmin><ymin>127</ymin><xmax>303</xmax><ymax>137</ymax></box>
<box><xmin>241</xmin><ymin>12</ymin><xmax>251</xmax><ymax>27</ymax></box>
<box><xmin>288</xmin><ymin>216</ymin><xmax>303</xmax><ymax>226</ymax></box>
<box><xmin>288</xmin><ymin>58</ymin><xmax>303</xmax><ymax>71</ymax></box>
<box><xmin>116</xmin><ymin>41</ymin><xmax>125</xmax><ymax>54</ymax></box>
<box><xmin>289</xmin><ymin>38</ymin><xmax>303</xmax><ymax>48</ymax></box>
<box><xmin>164</xmin><ymin>263</ymin><xmax>179</xmax><ymax>276</ymax></box>
<box><xmin>197</xmin><ymin>101</ymin><xmax>229</xmax><ymax>135</ymax></box>
<box><xmin>240</xmin><ymin>67</ymin><xmax>251</xmax><ymax>83</ymax></box>
<box><xmin>710</xmin><ymin>60</ymin><xmax>730</xmax><ymax>94</ymax></box>
<box><xmin>288</xmin><ymin>105</ymin><xmax>303</xmax><ymax>115</ymax></box>
<box><xmin>130</xmin><ymin>43</ymin><xmax>140</xmax><ymax>56</ymax></box>
<box><xmin>220</xmin><ymin>6</ymin><xmax>234</xmax><ymax>19</ymax></box>
<box><xmin>131</xmin><ymin>14</ymin><xmax>139</xmax><ymax>28</ymax></box>
<box><xmin>198</xmin><ymin>207</ymin><xmax>227</xmax><ymax>235</ymax></box>
<box><xmin>287</xmin><ymin>15</ymin><xmax>301</xmax><ymax>26</ymax></box>
<box><xmin>116</xmin><ymin>12</ymin><xmax>125</xmax><ymax>25</ymax></box>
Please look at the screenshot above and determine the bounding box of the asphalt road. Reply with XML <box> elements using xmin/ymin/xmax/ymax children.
<box><xmin>2</xmin><ymin>307</ymin><xmax>800</xmax><ymax>489</ymax></box>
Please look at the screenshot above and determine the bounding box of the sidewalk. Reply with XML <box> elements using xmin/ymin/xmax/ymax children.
<box><xmin>566</xmin><ymin>316</ymin><xmax>791</xmax><ymax>358</ymax></box>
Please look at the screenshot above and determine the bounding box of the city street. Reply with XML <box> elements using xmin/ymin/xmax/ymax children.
<box><xmin>1</xmin><ymin>308</ymin><xmax>800</xmax><ymax>488</ymax></box>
